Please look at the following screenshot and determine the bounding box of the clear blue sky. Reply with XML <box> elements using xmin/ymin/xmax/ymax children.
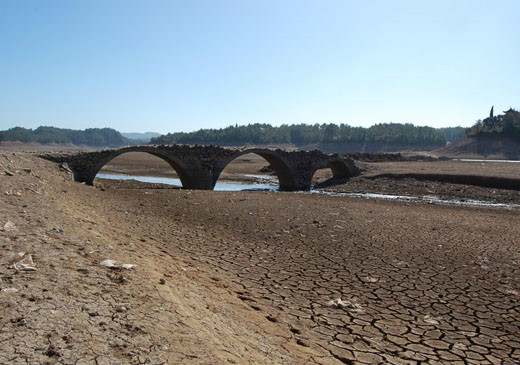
<box><xmin>1</xmin><ymin>0</ymin><xmax>519</xmax><ymax>134</ymax></box>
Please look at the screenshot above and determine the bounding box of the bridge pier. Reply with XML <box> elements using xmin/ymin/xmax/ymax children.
<box><xmin>185</xmin><ymin>168</ymin><xmax>215</xmax><ymax>190</ymax></box>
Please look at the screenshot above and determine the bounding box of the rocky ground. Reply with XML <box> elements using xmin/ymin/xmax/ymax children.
<box><xmin>1</xmin><ymin>150</ymin><xmax>520</xmax><ymax>364</ymax></box>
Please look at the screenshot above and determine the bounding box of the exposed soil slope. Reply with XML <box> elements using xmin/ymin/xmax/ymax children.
<box><xmin>435</xmin><ymin>136</ymin><xmax>520</xmax><ymax>160</ymax></box>
<box><xmin>0</xmin><ymin>152</ymin><xmax>316</xmax><ymax>364</ymax></box>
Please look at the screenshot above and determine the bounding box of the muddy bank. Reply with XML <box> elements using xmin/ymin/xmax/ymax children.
<box><xmin>345</xmin><ymin>152</ymin><xmax>443</xmax><ymax>162</ymax></box>
<box><xmin>364</xmin><ymin>173</ymin><xmax>520</xmax><ymax>191</ymax></box>
<box><xmin>318</xmin><ymin>176</ymin><xmax>520</xmax><ymax>206</ymax></box>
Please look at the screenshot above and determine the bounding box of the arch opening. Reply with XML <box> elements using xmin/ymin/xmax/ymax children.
<box><xmin>214</xmin><ymin>151</ymin><xmax>295</xmax><ymax>191</ymax></box>
<box><xmin>311</xmin><ymin>160</ymin><xmax>356</xmax><ymax>189</ymax></box>
<box><xmin>214</xmin><ymin>152</ymin><xmax>279</xmax><ymax>191</ymax></box>
<box><xmin>92</xmin><ymin>151</ymin><xmax>190</xmax><ymax>189</ymax></box>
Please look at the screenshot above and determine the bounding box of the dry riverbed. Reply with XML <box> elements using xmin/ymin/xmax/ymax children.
<box><xmin>1</xmin><ymin>150</ymin><xmax>520</xmax><ymax>364</ymax></box>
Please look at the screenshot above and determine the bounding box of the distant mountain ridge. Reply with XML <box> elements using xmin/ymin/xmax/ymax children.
<box><xmin>0</xmin><ymin>126</ymin><xmax>139</xmax><ymax>148</ymax></box>
<box><xmin>121</xmin><ymin>132</ymin><xmax>161</xmax><ymax>142</ymax></box>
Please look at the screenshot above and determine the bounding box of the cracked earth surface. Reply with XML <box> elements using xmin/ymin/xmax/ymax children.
<box><xmin>1</xmin><ymin>151</ymin><xmax>520</xmax><ymax>364</ymax></box>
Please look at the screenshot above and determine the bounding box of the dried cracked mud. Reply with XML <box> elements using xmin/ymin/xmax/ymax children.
<box><xmin>1</xmin><ymin>151</ymin><xmax>520</xmax><ymax>364</ymax></box>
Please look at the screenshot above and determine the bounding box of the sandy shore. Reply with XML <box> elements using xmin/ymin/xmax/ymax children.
<box><xmin>1</xmin><ymin>151</ymin><xmax>520</xmax><ymax>364</ymax></box>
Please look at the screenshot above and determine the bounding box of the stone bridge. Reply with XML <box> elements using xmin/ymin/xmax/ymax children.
<box><xmin>40</xmin><ymin>145</ymin><xmax>359</xmax><ymax>191</ymax></box>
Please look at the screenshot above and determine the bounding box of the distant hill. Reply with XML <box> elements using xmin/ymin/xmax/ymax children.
<box><xmin>0</xmin><ymin>124</ymin><xmax>471</xmax><ymax>153</ymax></box>
<box><xmin>0</xmin><ymin>126</ymin><xmax>140</xmax><ymax>148</ymax></box>
<box><xmin>466</xmin><ymin>108</ymin><xmax>520</xmax><ymax>141</ymax></box>
<box><xmin>435</xmin><ymin>109</ymin><xmax>520</xmax><ymax>160</ymax></box>
<box><xmin>121</xmin><ymin>132</ymin><xmax>161</xmax><ymax>142</ymax></box>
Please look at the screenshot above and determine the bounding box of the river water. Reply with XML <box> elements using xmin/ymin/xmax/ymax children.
<box><xmin>96</xmin><ymin>173</ymin><xmax>277</xmax><ymax>191</ymax></box>
<box><xmin>96</xmin><ymin>173</ymin><xmax>520</xmax><ymax>210</ymax></box>
<box><xmin>456</xmin><ymin>159</ymin><xmax>520</xmax><ymax>163</ymax></box>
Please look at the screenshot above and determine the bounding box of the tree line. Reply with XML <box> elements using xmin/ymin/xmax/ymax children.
<box><xmin>0</xmin><ymin>126</ymin><xmax>141</xmax><ymax>147</ymax></box>
<box><xmin>152</xmin><ymin>123</ymin><xmax>466</xmax><ymax>147</ymax></box>
<box><xmin>0</xmin><ymin>123</ymin><xmax>469</xmax><ymax>148</ymax></box>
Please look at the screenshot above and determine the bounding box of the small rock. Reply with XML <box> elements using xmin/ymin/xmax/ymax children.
<box><xmin>99</xmin><ymin>259</ymin><xmax>117</xmax><ymax>268</ymax></box>
<box><xmin>4</xmin><ymin>170</ymin><xmax>14</xmax><ymax>176</ymax></box>
<box><xmin>2</xmin><ymin>221</ymin><xmax>17</xmax><ymax>232</ymax></box>
<box><xmin>115</xmin><ymin>305</ymin><xmax>128</xmax><ymax>313</ymax></box>
<box><xmin>361</xmin><ymin>276</ymin><xmax>379</xmax><ymax>283</ymax></box>
<box><xmin>59</xmin><ymin>163</ymin><xmax>72</xmax><ymax>173</ymax></box>
<box><xmin>159</xmin><ymin>278</ymin><xmax>166</xmax><ymax>285</ymax></box>
<box><xmin>423</xmin><ymin>314</ymin><xmax>441</xmax><ymax>325</ymax></box>
<box><xmin>1</xmin><ymin>288</ymin><xmax>19</xmax><ymax>293</ymax></box>
<box><xmin>52</xmin><ymin>227</ymin><xmax>64</xmax><ymax>233</ymax></box>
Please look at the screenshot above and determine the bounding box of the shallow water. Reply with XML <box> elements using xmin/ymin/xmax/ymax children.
<box><xmin>96</xmin><ymin>173</ymin><xmax>277</xmax><ymax>191</ymax></box>
<box><xmin>456</xmin><ymin>159</ymin><xmax>520</xmax><ymax>163</ymax></box>
<box><xmin>311</xmin><ymin>190</ymin><xmax>520</xmax><ymax>210</ymax></box>
<box><xmin>96</xmin><ymin>173</ymin><xmax>520</xmax><ymax>210</ymax></box>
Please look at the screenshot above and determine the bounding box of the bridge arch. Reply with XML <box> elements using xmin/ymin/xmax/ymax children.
<box><xmin>88</xmin><ymin>147</ymin><xmax>193</xmax><ymax>187</ymax></box>
<box><xmin>310</xmin><ymin>158</ymin><xmax>359</xmax><ymax>188</ymax></box>
<box><xmin>213</xmin><ymin>149</ymin><xmax>296</xmax><ymax>191</ymax></box>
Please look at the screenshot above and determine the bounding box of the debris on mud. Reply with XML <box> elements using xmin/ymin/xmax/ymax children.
<box><xmin>99</xmin><ymin>259</ymin><xmax>135</xmax><ymax>269</ymax></box>
<box><xmin>11</xmin><ymin>252</ymin><xmax>37</xmax><ymax>271</ymax></box>
<box><xmin>327</xmin><ymin>298</ymin><xmax>364</xmax><ymax>312</ymax></box>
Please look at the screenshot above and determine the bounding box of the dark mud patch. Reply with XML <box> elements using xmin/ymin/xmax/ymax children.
<box><xmin>322</xmin><ymin>176</ymin><xmax>520</xmax><ymax>205</ymax></box>
<box><xmin>366</xmin><ymin>173</ymin><xmax>520</xmax><ymax>191</ymax></box>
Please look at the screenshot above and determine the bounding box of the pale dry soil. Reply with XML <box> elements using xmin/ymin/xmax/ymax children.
<box><xmin>0</xmin><ymin>152</ymin><xmax>314</xmax><ymax>364</ymax></box>
<box><xmin>1</xmin><ymin>151</ymin><xmax>520</xmax><ymax>365</ymax></box>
